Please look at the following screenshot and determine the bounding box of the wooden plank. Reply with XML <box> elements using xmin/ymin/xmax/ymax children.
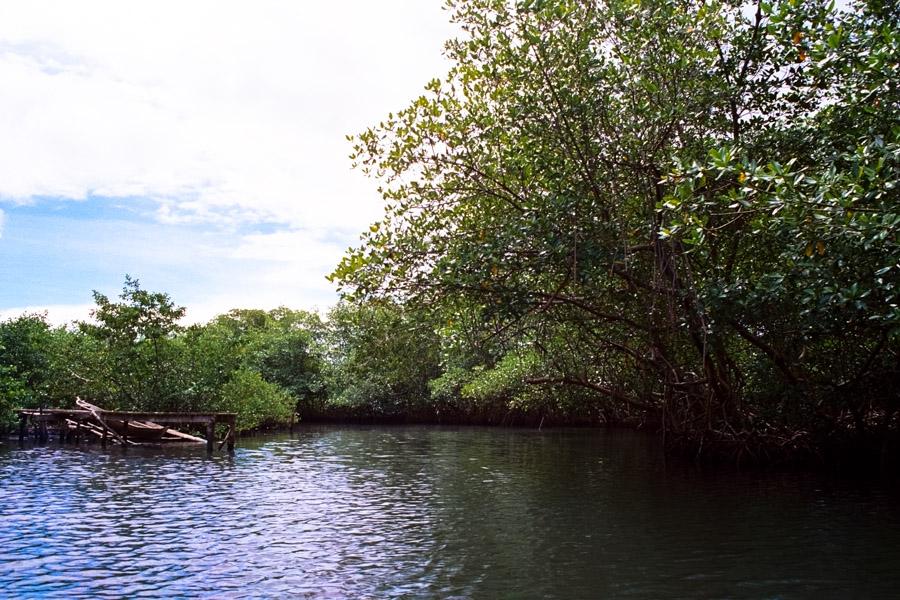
<box><xmin>78</xmin><ymin>401</ymin><xmax>130</xmax><ymax>447</ymax></box>
<box><xmin>162</xmin><ymin>429</ymin><xmax>206</xmax><ymax>443</ymax></box>
<box><xmin>18</xmin><ymin>409</ymin><xmax>237</xmax><ymax>425</ymax></box>
<box><xmin>78</xmin><ymin>421</ymin><xmax>107</xmax><ymax>439</ymax></box>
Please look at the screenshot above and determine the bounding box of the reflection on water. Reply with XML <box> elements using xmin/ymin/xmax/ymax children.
<box><xmin>1</xmin><ymin>426</ymin><xmax>898</xmax><ymax>598</ymax></box>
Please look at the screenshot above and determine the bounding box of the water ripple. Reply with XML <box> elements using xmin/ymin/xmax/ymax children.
<box><xmin>1</xmin><ymin>427</ymin><xmax>899</xmax><ymax>598</ymax></box>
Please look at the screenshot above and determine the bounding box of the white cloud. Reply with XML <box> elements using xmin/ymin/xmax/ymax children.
<box><xmin>0</xmin><ymin>1</ymin><xmax>456</xmax><ymax>233</ymax></box>
<box><xmin>0</xmin><ymin>303</ymin><xmax>95</xmax><ymax>326</ymax></box>
<box><xmin>230</xmin><ymin>229</ymin><xmax>344</xmax><ymax>264</ymax></box>
<box><xmin>0</xmin><ymin>1</ymin><xmax>458</xmax><ymax>317</ymax></box>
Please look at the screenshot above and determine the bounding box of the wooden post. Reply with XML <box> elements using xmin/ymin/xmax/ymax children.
<box><xmin>206</xmin><ymin>420</ymin><xmax>215</xmax><ymax>454</ymax></box>
<box><xmin>18</xmin><ymin>413</ymin><xmax>26</xmax><ymax>445</ymax></box>
<box><xmin>122</xmin><ymin>420</ymin><xmax>129</xmax><ymax>446</ymax></box>
<box><xmin>227</xmin><ymin>416</ymin><xmax>235</xmax><ymax>453</ymax></box>
<box><xmin>37</xmin><ymin>407</ymin><xmax>46</xmax><ymax>443</ymax></box>
<box><xmin>75</xmin><ymin>420</ymin><xmax>82</xmax><ymax>445</ymax></box>
<box><xmin>101</xmin><ymin>425</ymin><xmax>108</xmax><ymax>448</ymax></box>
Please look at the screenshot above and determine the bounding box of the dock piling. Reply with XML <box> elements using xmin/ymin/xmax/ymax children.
<box><xmin>16</xmin><ymin>407</ymin><xmax>237</xmax><ymax>452</ymax></box>
<box><xmin>18</xmin><ymin>413</ymin><xmax>26</xmax><ymax>445</ymax></box>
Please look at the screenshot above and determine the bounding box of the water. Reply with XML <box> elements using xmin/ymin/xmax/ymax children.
<box><xmin>1</xmin><ymin>426</ymin><xmax>898</xmax><ymax>599</ymax></box>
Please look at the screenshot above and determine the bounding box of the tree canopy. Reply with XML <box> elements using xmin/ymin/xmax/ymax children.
<box><xmin>331</xmin><ymin>0</ymin><xmax>900</xmax><ymax>462</ymax></box>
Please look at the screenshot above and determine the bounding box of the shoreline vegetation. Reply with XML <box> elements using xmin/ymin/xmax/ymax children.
<box><xmin>0</xmin><ymin>278</ymin><xmax>894</xmax><ymax>473</ymax></box>
<box><xmin>2</xmin><ymin>0</ymin><xmax>898</xmax><ymax>472</ymax></box>
<box><xmin>0</xmin><ymin>284</ymin><xmax>613</xmax><ymax>441</ymax></box>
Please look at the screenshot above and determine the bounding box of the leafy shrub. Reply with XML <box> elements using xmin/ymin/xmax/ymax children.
<box><xmin>219</xmin><ymin>369</ymin><xmax>294</xmax><ymax>432</ymax></box>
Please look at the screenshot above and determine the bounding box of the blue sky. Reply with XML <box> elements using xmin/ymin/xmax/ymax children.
<box><xmin>0</xmin><ymin>0</ymin><xmax>455</xmax><ymax>324</ymax></box>
<box><xmin>0</xmin><ymin>198</ymin><xmax>307</xmax><ymax>311</ymax></box>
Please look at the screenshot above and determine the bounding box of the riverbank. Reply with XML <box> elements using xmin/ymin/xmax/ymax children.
<box><xmin>295</xmin><ymin>404</ymin><xmax>900</xmax><ymax>477</ymax></box>
<box><xmin>297</xmin><ymin>402</ymin><xmax>610</xmax><ymax>428</ymax></box>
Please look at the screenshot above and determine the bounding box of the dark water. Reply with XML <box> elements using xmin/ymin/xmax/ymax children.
<box><xmin>1</xmin><ymin>427</ymin><xmax>898</xmax><ymax>599</ymax></box>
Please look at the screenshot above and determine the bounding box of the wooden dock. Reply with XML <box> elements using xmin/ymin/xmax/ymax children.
<box><xmin>17</xmin><ymin>407</ymin><xmax>237</xmax><ymax>453</ymax></box>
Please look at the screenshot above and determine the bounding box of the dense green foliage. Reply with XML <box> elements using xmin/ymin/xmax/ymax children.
<box><xmin>0</xmin><ymin>280</ymin><xmax>327</xmax><ymax>434</ymax></box>
<box><xmin>329</xmin><ymin>0</ymin><xmax>899</xmax><ymax>463</ymax></box>
<box><xmin>0</xmin><ymin>280</ymin><xmax>589</xmax><ymax>434</ymax></box>
<box><xmin>324</xmin><ymin>300</ymin><xmax>441</xmax><ymax>416</ymax></box>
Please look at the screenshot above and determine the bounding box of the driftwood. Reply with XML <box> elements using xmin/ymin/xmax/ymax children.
<box><xmin>76</xmin><ymin>398</ymin><xmax>132</xmax><ymax>445</ymax></box>
<box><xmin>74</xmin><ymin>398</ymin><xmax>204</xmax><ymax>445</ymax></box>
<box><xmin>162</xmin><ymin>428</ymin><xmax>207</xmax><ymax>443</ymax></box>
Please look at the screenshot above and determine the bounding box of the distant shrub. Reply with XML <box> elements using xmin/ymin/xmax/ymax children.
<box><xmin>219</xmin><ymin>369</ymin><xmax>294</xmax><ymax>433</ymax></box>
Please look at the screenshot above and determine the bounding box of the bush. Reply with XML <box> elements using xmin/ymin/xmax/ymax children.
<box><xmin>219</xmin><ymin>369</ymin><xmax>294</xmax><ymax>433</ymax></box>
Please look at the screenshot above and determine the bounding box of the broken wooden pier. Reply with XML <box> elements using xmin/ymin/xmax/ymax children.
<box><xmin>17</xmin><ymin>405</ymin><xmax>237</xmax><ymax>453</ymax></box>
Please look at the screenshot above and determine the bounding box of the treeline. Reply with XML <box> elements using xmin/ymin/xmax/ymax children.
<box><xmin>0</xmin><ymin>278</ymin><xmax>315</xmax><ymax>433</ymax></box>
<box><xmin>1</xmin><ymin>277</ymin><xmax>587</xmax><ymax>435</ymax></box>
<box><xmin>325</xmin><ymin>0</ymin><xmax>899</xmax><ymax>467</ymax></box>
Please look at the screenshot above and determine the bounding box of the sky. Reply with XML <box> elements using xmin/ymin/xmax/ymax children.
<box><xmin>0</xmin><ymin>0</ymin><xmax>456</xmax><ymax>324</ymax></box>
